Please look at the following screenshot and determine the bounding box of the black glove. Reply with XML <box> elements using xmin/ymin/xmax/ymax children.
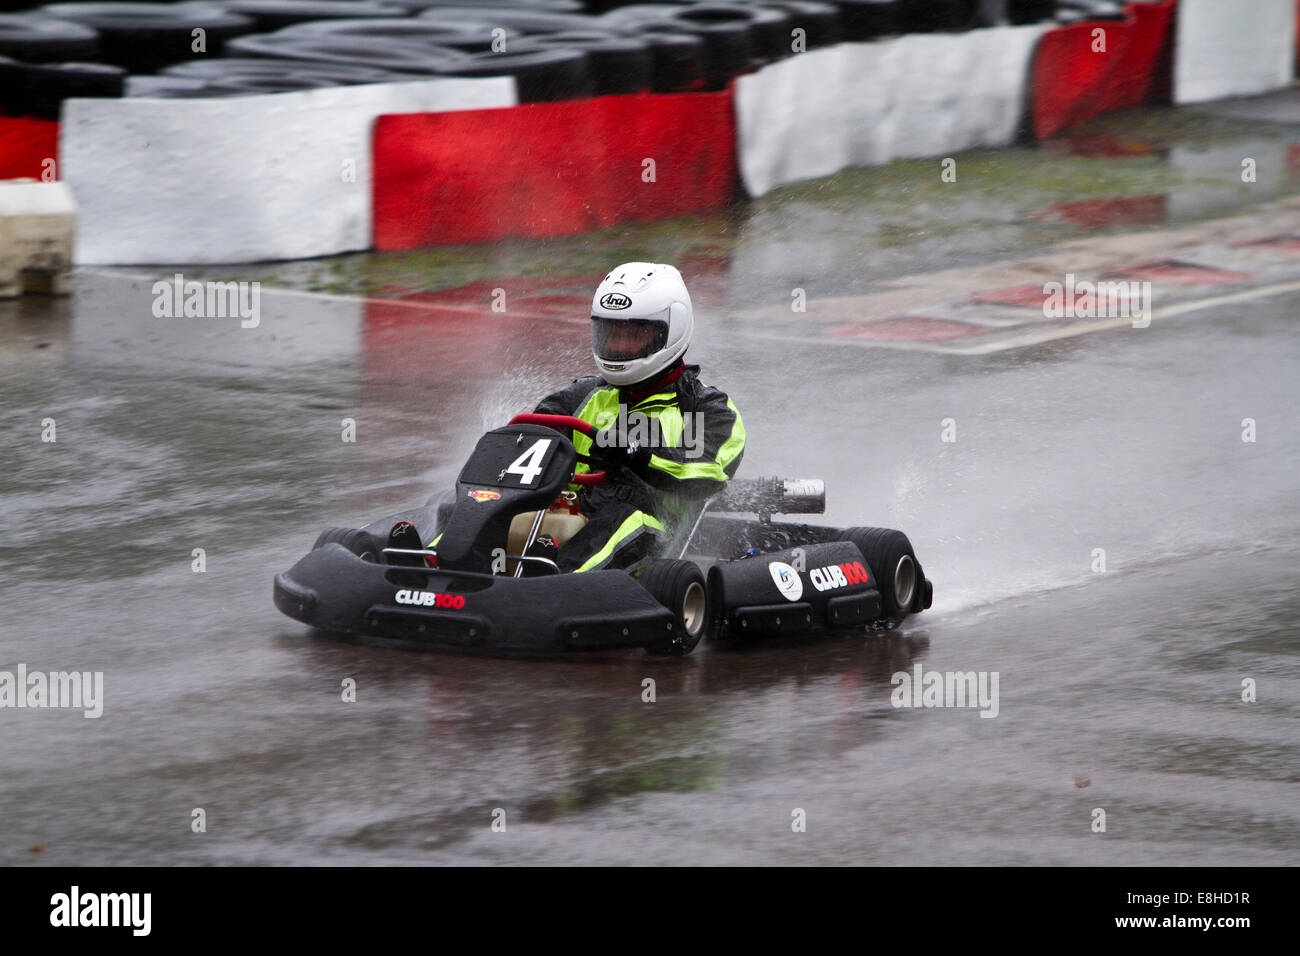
<box><xmin>592</xmin><ymin>423</ymin><xmax>653</xmax><ymax>473</ymax></box>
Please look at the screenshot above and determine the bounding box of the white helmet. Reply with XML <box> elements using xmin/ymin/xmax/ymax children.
<box><xmin>590</xmin><ymin>262</ymin><xmax>693</xmax><ymax>387</ymax></box>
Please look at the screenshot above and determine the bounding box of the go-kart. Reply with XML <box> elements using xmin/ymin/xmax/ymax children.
<box><xmin>273</xmin><ymin>414</ymin><xmax>933</xmax><ymax>655</ymax></box>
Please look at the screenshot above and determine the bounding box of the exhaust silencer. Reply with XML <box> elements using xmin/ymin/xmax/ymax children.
<box><xmin>714</xmin><ymin>477</ymin><xmax>826</xmax><ymax>515</ymax></box>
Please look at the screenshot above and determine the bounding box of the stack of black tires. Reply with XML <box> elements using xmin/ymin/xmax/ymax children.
<box><xmin>2</xmin><ymin>0</ymin><xmax>1100</xmax><ymax>118</ymax></box>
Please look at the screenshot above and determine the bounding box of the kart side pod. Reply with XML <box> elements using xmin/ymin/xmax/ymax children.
<box><xmin>707</xmin><ymin>541</ymin><xmax>883</xmax><ymax>640</ymax></box>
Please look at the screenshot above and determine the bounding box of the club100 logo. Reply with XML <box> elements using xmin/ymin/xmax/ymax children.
<box><xmin>394</xmin><ymin>589</ymin><xmax>465</xmax><ymax>609</ymax></box>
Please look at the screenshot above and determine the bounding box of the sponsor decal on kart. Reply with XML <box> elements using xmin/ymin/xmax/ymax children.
<box><xmin>599</xmin><ymin>292</ymin><xmax>632</xmax><ymax>310</ymax></box>
<box><xmin>395</xmin><ymin>589</ymin><xmax>465</xmax><ymax>610</ymax></box>
<box><xmin>467</xmin><ymin>489</ymin><xmax>501</xmax><ymax>502</ymax></box>
<box><xmin>810</xmin><ymin>561</ymin><xmax>870</xmax><ymax>592</ymax></box>
<box><xmin>768</xmin><ymin>561</ymin><xmax>804</xmax><ymax>602</ymax></box>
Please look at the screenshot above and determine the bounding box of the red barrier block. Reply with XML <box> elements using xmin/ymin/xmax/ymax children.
<box><xmin>373</xmin><ymin>90</ymin><xmax>737</xmax><ymax>249</ymax></box>
<box><xmin>1096</xmin><ymin>0</ymin><xmax>1175</xmax><ymax>111</ymax></box>
<box><xmin>1031</xmin><ymin>0</ymin><xmax>1175</xmax><ymax>140</ymax></box>
<box><xmin>0</xmin><ymin>116</ymin><xmax>59</xmax><ymax>180</ymax></box>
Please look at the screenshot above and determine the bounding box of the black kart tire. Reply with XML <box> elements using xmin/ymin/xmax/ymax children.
<box><xmin>312</xmin><ymin>526</ymin><xmax>382</xmax><ymax>562</ymax></box>
<box><xmin>526</xmin><ymin>31</ymin><xmax>653</xmax><ymax>94</ymax></box>
<box><xmin>393</xmin><ymin>0</ymin><xmax>586</xmax><ymax>11</ymax></box>
<box><xmin>1057</xmin><ymin>0</ymin><xmax>1128</xmax><ymax>20</ymax></box>
<box><xmin>227</xmin><ymin>33</ymin><xmax>473</xmax><ymax>72</ymax></box>
<box><xmin>609</xmin><ymin>16</ymin><xmax>751</xmax><ymax>91</ymax></box>
<box><xmin>896</xmin><ymin>0</ymin><xmax>981</xmax><ymax>32</ymax></box>
<box><xmin>126</xmin><ymin>73</ymin><xmax>216</xmax><ymax>96</ymax></box>
<box><xmin>670</xmin><ymin>3</ymin><xmax>794</xmax><ymax>65</ymax></box>
<box><xmin>633</xmin><ymin>29</ymin><xmax>705</xmax><ymax>92</ymax></box>
<box><xmin>604</xmin><ymin>6</ymin><xmax>757</xmax><ymax>84</ymax></box>
<box><xmin>0</xmin><ymin>13</ymin><xmax>99</xmax><ymax>63</ymax></box>
<box><xmin>416</xmin><ymin>7</ymin><xmax>603</xmax><ymax>34</ymax></box>
<box><xmin>1007</xmin><ymin>0</ymin><xmax>1058</xmax><ymax>24</ymax></box>
<box><xmin>277</xmin><ymin>18</ymin><xmax>521</xmax><ymax>54</ymax></box>
<box><xmin>759</xmin><ymin>0</ymin><xmax>843</xmax><ymax>49</ymax></box>
<box><xmin>830</xmin><ymin>0</ymin><xmax>902</xmax><ymax>40</ymax></box>
<box><xmin>434</xmin><ymin>46</ymin><xmax>591</xmax><ymax>102</ymax></box>
<box><xmin>640</xmin><ymin>559</ymin><xmax>710</xmax><ymax>656</ymax></box>
<box><xmin>204</xmin><ymin>72</ymin><xmax>338</xmax><ymax>93</ymax></box>
<box><xmin>162</xmin><ymin>55</ymin><xmax>402</xmax><ymax>84</ymax></box>
<box><xmin>224</xmin><ymin>1</ymin><xmax>405</xmax><ymax>30</ymax></box>
<box><xmin>841</xmin><ymin>526</ymin><xmax>921</xmax><ymax>623</ymax></box>
<box><xmin>0</xmin><ymin>56</ymin><xmax>124</xmax><ymax>118</ymax></box>
<box><xmin>37</xmin><ymin>3</ymin><xmax>256</xmax><ymax>73</ymax></box>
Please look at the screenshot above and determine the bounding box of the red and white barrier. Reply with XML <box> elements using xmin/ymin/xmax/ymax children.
<box><xmin>734</xmin><ymin>25</ymin><xmax>1046</xmax><ymax>198</ymax></box>
<box><xmin>0</xmin><ymin>117</ymin><xmax>58</xmax><ymax>181</ymax></box>
<box><xmin>1032</xmin><ymin>0</ymin><xmax>1175</xmax><ymax>140</ymax></box>
<box><xmin>372</xmin><ymin>90</ymin><xmax>736</xmax><ymax>248</ymax></box>
<box><xmin>61</xmin><ymin>77</ymin><xmax>515</xmax><ymax>265</ymax></box>
<box><xmin>5</xmin><ymin>1</ymin><xmax>1296</xmax><ymax>263</ymax></box>
<box><xmin>1174</xmin><ymin>0</ymin><xmax>1297</xmax><ymax>104</ymax></box>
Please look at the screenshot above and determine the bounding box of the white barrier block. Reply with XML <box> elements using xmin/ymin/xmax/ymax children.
<box><xmin>0</xmin><ymin>179</ymin><xmax>77</xmax><ymax>296</ymax></box>
<box><xmin>736</xmin><ymin>26</ymin><xmax>1045</xmax><ymax>197</ymax></box>
<box><xmin>61</xmin><ymin>77</ymin><xmax>516</xmax><ymax>265</ymax></box>
<box><xmin>1174</xmin><ymin>0</ymin><xmax>1297</xmax><ymax>104</ymax></box>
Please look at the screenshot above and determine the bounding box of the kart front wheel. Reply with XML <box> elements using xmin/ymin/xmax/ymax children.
<box><xmin>312</xmin><ymin>526</ymin><xmax>381</xmax><ymax>562</ymax></box>
<box><xmin>640</xmin><ymin>559</ymin><xmax>711</xmax><ymax>656</ymax></box>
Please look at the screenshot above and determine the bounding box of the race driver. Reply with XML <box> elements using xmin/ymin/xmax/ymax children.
<box><xmin>531</xmin><ymin>262</ymin><xmax>746</xmax><ymax>572</ymax></box>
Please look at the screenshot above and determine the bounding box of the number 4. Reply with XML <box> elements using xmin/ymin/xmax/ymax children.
<box><xmin>506</xmin><ymin>439</ymin><xmax>551</xmax><ymax>485</ymax></box>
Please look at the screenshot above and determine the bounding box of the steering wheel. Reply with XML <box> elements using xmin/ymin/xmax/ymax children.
<box><xmin>508</xmin><ymin>414</ymin><xmax>609</xmax><ymax>485</ymax></box>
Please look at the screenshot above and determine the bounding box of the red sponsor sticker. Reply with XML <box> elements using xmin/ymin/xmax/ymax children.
<box><xmin>468</xmin><ymin>489</ymin><xmax>501</xmax><ymax>502</ymax></box>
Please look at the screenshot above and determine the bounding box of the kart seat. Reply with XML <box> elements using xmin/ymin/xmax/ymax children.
<box><xmin>507</xmin><ymin>509</ymin><xmax>588</xmax><ymax>556</ymax></box>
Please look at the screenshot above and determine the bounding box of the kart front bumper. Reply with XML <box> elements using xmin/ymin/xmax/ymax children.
<box><xmin>273</xmin><ymin>543</ymin><xmax>675</xmax><ymax>652</ymax></box>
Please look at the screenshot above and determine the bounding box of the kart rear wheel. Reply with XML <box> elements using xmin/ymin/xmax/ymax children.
<box><xmin>842</xmin><ymin>527</ymin><xmax>920</xmax><ymax>623</ymax></box>
<box><xmin>640</xmin><ymin>559</ymin><xmax>710</xmax><ymax>656</ymax></box>
<box><xmin>312</xmin><ymin>526</ymin><xmax>381</xmax><ymax>562</ymax></box>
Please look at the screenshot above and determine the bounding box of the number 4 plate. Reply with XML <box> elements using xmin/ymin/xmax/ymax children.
<box><xmin>460</xmin><ymin>433</ymin><xmax>561</xmax><ymax>489</ymax></box>
<box><xmin>505</xmin><ymin>438</ymin><xmax>552</xmax><ymax>486</ymax></box>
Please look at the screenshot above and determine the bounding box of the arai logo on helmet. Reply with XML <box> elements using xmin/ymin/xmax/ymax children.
<box><xmin>768</xmin><ymin>561</ymin><xmax>803</xmax><ymax>602</ymax></box>
<box><xmin>599</xmin><ymin>292</ymin><xmax>632</xmax><ymax>310</ymax></box>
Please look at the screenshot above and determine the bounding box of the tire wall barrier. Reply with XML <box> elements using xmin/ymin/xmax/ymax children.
<box><xmin>734</xmin><ymin>24</ymin><xmax>1046</xmax><ymax>198</ymax></box>
<box><xmin>60</xmin><ymin>77</ymin><xmax>516</xmax><ymax>265</ymax></box>
<box><xmin>372</xmin><ymin>89</ymin><xmax>736</xmax><ymax>249</ymax></box>
<box><xmin>1173</xmin><ymin>0</ymin><xmax>1297</xmax><ymax>104</ymax></box>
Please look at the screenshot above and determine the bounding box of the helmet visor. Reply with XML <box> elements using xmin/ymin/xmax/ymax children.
<box><xmin>591</xmin><ymin>313</ymin><xmax>669</xmax><ymax>362</ymax></box>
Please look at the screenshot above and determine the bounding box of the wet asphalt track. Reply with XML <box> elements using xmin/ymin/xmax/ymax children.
<box><xmin>2</xmin><ymin>102</ymin><xmax>1299</xmax><ymax>866</ymax></box>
